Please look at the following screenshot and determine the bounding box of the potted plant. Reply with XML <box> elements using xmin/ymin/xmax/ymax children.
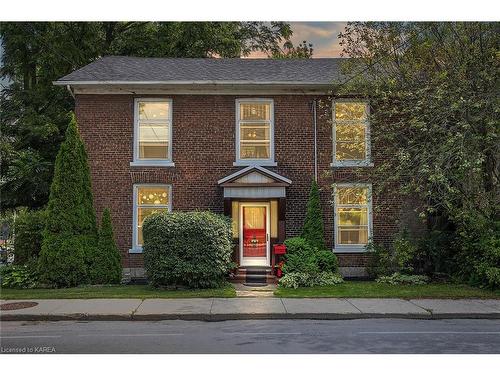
<box><xmin>275</xmin><ymin>260</ymin><xmax>285</xmax><ymax>278</ymax></box>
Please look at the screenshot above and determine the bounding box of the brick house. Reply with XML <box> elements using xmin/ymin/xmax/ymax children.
<box><xmin>54</xmin><ymin>56</ymin><xmax>404</xmax><ymax>282</ymax></box>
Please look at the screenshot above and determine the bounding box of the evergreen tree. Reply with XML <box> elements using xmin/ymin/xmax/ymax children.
<box><xmin>301</xmin><ymin>180</ymin><xmax>327</xmax><ymax>251</ymax></box>
<box><xmin>91</xmin><ymin>208</ymin><xmax>122</xmax><ymax>284</ymax></box>
<box><xmin>38</xmin><ymin>113</ymin><xmax>97</xmax><ymax>287</ymax></box>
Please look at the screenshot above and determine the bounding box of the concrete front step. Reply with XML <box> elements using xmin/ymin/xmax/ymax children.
<box><xmin>232</xmin><ymin>266</ymin><xmax>277</xmax><ymax>284</ymax></box>
<box><xmin>232</xmin><ymin>274</ymin><xmax>277</xmax><ymax>284</ymax></box>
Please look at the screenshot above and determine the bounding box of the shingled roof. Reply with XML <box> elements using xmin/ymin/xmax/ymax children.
<box><xmin>54</xmin><ymin>56</ymin><xmax>346</xmax><ymax>85</ymax></box>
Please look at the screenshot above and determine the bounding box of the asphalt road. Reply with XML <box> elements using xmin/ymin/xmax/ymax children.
<box><xmin>1</xmin><ymin>319</ymin><xmax>499</xmax><ymax>354</ymax></box>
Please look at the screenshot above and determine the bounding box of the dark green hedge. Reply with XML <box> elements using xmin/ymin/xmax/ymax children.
<box><xmin>143</xmin><ymin>211</ymin><xmax>233</xmax><ymax>289</ymax></box>
<box><xmin>14</xmin><ymin>209</ymin><xmax>47</xmax><ymax>264</ymax></box>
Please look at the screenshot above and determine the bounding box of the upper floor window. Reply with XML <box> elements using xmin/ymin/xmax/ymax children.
<box><xmin>332</xmin><ymin>101</ymin><xmax>371</xmax><ymax>167</ymax></box>
<box><xmin>333</xmin><ymin>184</ymin><xmax>372</xmax><ymax>252</ymax></box>
<box><xmin>132</xmin><ymin>99</ymin><xmax>173</xmax><ymax>166</ymax></box>
<box><xmin>235</xmin><ymin>99</ymin><xmax>275</xmax><ymax>166</ymax></box>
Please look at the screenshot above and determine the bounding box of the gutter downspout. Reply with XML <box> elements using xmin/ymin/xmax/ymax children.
<box><xmin>66</xmin><ymin>84</ymin><xmax>75</xmax><ymax>99</ymax></box>
<box><xmin>312</xmin><ymin>99</ymin><xmax>318</xmax><ymax>182</ymax></box>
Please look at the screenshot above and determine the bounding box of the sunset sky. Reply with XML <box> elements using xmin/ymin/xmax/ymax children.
<box><xmin>249</xmin><ymin>22</ymin><xmax>347</xmax><ymax>58</ymax></box>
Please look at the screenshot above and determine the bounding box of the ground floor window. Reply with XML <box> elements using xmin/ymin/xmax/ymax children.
<box><xmin>334</xmin><ymin>184</ymin><xmax>372</xmax><ymax>251</ymax></box>
<box><xmin>133</xmin><ymin>184</ymin><xmax>171</xmax><ymax>250</ymax></box>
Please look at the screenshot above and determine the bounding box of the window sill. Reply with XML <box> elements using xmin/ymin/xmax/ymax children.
<box><xmin>129</xmin><ymin>247</ymin><xmax>143</xmax><ymax>254</ymax></box>
<box><xmin>333</xmin><ymin>246</ymin><xmax>367</xmax><ymax>253</ymax></box>
<box><xmin>330</xmin><ymin>161</ymin><xmax>374</xmax><ymax>168</ymax></box>
<box><xmin>130</xmin><ymin>161</ymin><xmax>175</xmax><ymax>167</ymax></box>
<box><xmin>233</xmin><ymin>161</ymin><xmax>277</xmax><ymax>167</ymax></box>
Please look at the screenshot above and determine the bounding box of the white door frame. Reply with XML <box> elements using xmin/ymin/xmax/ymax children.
<box><xmin>239</xmin><ymin>202</ymin><xmax>270</xmax><ymax>267</ymax></box>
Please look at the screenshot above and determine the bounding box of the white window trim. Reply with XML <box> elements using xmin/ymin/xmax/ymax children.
<box><xmin>131</xmin><ymin>98</ymin><xmax>174</xmax><ymax>167</ymax></box>
<box><xmin>333</xmin><ymin>183</ymin><xmax>373</xmax><ymax>253</ymax></box>
<box><xmin>234</xmin><ymin>98</ymin><xmax>276</xmax><ymax>166</ymax></box>
<box><xmin>331</xmin><ymin>99</ymin><xmax>373</xmax><ymax>168</ymax></box>
<box><xmin>129</xmin><ymin>183</ymin><xmax>172</xmax><ymax>254</ymax></box>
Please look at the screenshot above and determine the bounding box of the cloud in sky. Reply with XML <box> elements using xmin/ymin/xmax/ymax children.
<box><xmin>248</xmin><ymin>22</ymin><xmax>347</xmax><ymax>58</ymax></box>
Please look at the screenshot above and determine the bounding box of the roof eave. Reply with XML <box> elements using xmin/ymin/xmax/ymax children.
<box><xmin>53</xmin><ymin>80</ymin><xmax>333</xmax><ymax>87</ymax></box>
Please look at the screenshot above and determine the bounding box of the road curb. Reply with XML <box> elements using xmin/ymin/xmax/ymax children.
<box><xmin>2</xmin><ymin>312</ymin><xmax>499</xmax><ymax>321</ymax></box>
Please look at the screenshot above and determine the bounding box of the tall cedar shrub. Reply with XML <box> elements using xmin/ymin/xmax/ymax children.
<box><xmin>38</xmin><ymin>114</ymin><xmax>98</xmax><ymax>287</ymax></box>
<box><xmin>13</xmin><ymin>209</ymin><xmax>47</xmax><ymax>264</ymax></box>
<box><xmin>89</xmin><ymin>208</ymin><xmax>122</xmax><ymax>284</ymax></box>
<box><xmin>301</xmin><ymin>180</ymin><xmax>327</xmax><ymax>251</ymax></box>
<box><xmin>143</xmin><ymin>211</ymin><xmax>233</xmax><ymax>289</ymax></box>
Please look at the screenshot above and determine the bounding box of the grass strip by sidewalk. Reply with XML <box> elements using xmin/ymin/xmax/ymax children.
<box><xmin>0</xmin><ymin>283</ymin><xmax>236</xmax><ymax>300</ymax></box>
<box><xmin>274</xmin><ymin>281</ymin><xmax>500</xmax><ymax>299</ymax></box>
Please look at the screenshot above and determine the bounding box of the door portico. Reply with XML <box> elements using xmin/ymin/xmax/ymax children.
<box><xmin>218</xmin><ymin>166</ymin><xmax>291</xmax><ymax>267</ymax></box>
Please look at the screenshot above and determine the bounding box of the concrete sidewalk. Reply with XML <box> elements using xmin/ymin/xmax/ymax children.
<box><xmin>1</xmin><ymin>298</ymin><xmax>499</xmax><ymax>321</ymax></box>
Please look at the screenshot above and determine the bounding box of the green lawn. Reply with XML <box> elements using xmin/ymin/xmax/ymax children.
<box><xmin>274</xmin><ymin>281</ymin><xmax>500</xmax><ymax>299</ymax></box>
<box><xmin>0</xmin><ymin>283</ymin><xmax>236</xmax><ymax>300</ymax></box>
<box><xmin>3</xmin><ymin>281</ymin><xmax>498</xmax><ymax>300</ymax></box>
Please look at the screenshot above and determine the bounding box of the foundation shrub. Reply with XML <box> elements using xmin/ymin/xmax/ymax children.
<box><xmin>143</xmin><ymin>211</ymin><xmax>233</xmax><ymax>289</ymax></box>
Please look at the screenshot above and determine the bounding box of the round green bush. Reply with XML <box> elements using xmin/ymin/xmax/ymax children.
<box><xmin>316</xmin><ymin>250</ymin><xmax>338</xmax><ymax>272</ymax></box>
<box><xmin>283</xmin><ymin>237</ymin><xmax>338</xmax><ymax>275</ymax></box>
<box><xmin>143</xmin><ymin>211</ymin><xmax>233</xmax><ymax>289</ymax></box>
<box><xmin>282</xmin><ymin>237</ymin><xmax>319</xmax><ymax>274</ymax></box>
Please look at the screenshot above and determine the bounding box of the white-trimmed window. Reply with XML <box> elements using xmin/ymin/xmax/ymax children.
<box><xmin>235</xmin><ymin>99</ymin><xmax>275</xmax><ymax>166</ymax></box>
<box><xmin>131</xmin><ymin>184</ymin><xmax>171</xmax><ymax>252</ymax></box>
<box><xmin>333</xmin><ymin>184</ymin><xmax>372</xmax><ymax>252</ymax></box>
<box><xmin>131</xmin><ymin>98</ymin><xmax>173</xmax><ymax>166</ymax></box>
<box><xmin>332</xmin><ymin>101</ymin><xmax>372</xmax><ymax>167</ymax></box>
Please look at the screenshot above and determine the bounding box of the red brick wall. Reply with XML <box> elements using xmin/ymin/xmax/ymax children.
<box><xmin>75</xmin><ymin>94</ymin><xmax>403</xmax><ymax>270</ymax></box>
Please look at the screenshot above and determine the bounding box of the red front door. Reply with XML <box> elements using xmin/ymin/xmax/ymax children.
<box><xmin>241</xmin><ymin>204</ymin><xmax>269</xmax><ymax>265</ymax></box>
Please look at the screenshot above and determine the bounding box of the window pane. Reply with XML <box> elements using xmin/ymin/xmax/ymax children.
<box><xmin>338</xmin><ymin>227</ymin><xmax>368</xmax><ymax>244</ymax></box>
<box><xmin>242</xmin><ymin>206</ymin><xmax>267</xmax><ymax>258</ymax></box>
<box><xmin>240</xmin><ymin>124</ymin><xmax>270</xmax><ymax>141</ymax></box>
<box><xmin>240</xmin><ymin>143</ymin><xmax>270</xmax><ymax>159</ymax></box>
<box><xmin>336</xmin><ymin>124</ymin><xmax>365</xmax><ymax>142</ymax></box>
<box><xmin>339</xmin><ymin>208</ymin><xmax>368</xmax><ymax>225</ymax></box>
<box><xmin>137</xmin><ymin>207</ymin><xmax>168</xmax><ymax>245</ymax></box>
<box><xmin>336</xmin><ymin>142</ymin><xmax>366</xmax><ymax>160</ymax></box>
<box><xmin>338</xmin><ymin>187</ymin><xmax>368</xmax><ymax>205</ymax></box>
<box><xmin>240</xmin><ymin>103</ymin><xmax>270</xmax><ymax>120</ymax></box>
<box><xmin>139</xmin><ymin>102</ymin><xmax>170</xmax><ymax>120</ymax></box>
<box><xmin>335</xmin><ymin>102</ymin><xmax>367</xmax><ymax>121</ymax></box>
<box><xmin>139</xmin><ymin>123</ymin><xmax>168</xmax><ymax>159</ymax></box>
<box><xmin>139</xmin><ymin>142</ymin><xmax>168</xmax><ymax>159</ymax></box>
<box><xmin>137</xmin><ymin>186</ymin><xmax>169</xmax><ymax>205</ymax></box>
